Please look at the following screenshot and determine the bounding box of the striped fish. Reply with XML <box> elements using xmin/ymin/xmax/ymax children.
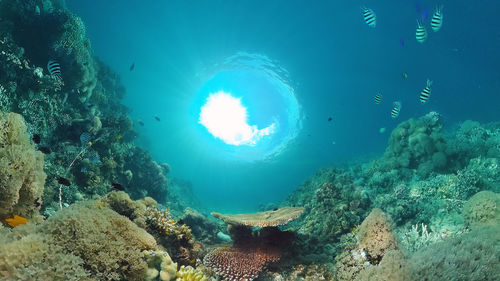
<box><xmin>419</xmin><ymin>79</ymin><xmax>433</xmax><ymax>103</ymax></box>
<box><xmin>391</xmin><ymin>102</ymin><xmax>401</xmax><ymax>118</ymax></box>
<box><xmin>374</xmin><ymin>93</ymin><xmax>382</xmax><ymax>104</ymax></box>
<box><xmin>416</xmin><ymin>21</ymin><xmax>427</xmax><ymax>43</ymax></box>
<box><xmin>362</xmin><ymin>7</ymin><xmax>376</xmax><ymax>28</ymax></box>
<box><xmin>47</xmin><ymin>60</ymin><xmax>63</xmax><ymax>82</ymax></box>
<box><xmin>431</xmin><ymin>6</ymin><xmax>443</xmax><ymax>32</ymax></box>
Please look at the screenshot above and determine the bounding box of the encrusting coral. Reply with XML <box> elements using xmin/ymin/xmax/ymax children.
<box><xmin>0</xmin><ymin>112</ymin><xmax>46</xmax><ymax>223</ymax></box>
<box><xmin>462</xmin><ymin>190</ymin><xmax>500</xmax><ymax>229</ymax></box>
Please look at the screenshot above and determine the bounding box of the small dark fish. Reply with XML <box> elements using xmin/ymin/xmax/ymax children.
<box><xmin>38</xmin><ymin>146</ymin><xmax>52</xmax><ymax>154</ymax></box>
<box><xmin>111</xmin><ymin>182</ymin><xmax>125</xmax><ymax>191</ymax></box>
<box><xmin>129</xmin><ymin>63</ymin><xmax>135</xmax><ymax>71</ymax></box>
<box><xmin>399</xmin><ymin>39</ymin><xmax>405</xmax><ymax>47</ymax></box>
<box><xmin>328</xmin><ymin>117</ymin><xmax>333</xmax><ymax>122</ymax></box>
<box><xmin>32</xmin><ymin>134</ymin><xmax>41</xmax><ymax>144</ymax></box>
<box><xmin>374</xmin><ymin>93</ymin><xmax>382</xmax><ymax>104</ymax></box>
<box><xmin>57</xmin><ymin>177</ymin><xmax>71</xmax><ymax>186</ymax></box>
<box><xmin>137</xmin><ymin>119</ymin><xmax>144</xmax><ymax>126</ymax></box>
<box><xmin>273</xmin><ymin>208</ymin><xmax>278</xmax><ymax>211</ymax></box>
<box><xmin>47</xmin><ymin>60</ymin><xmax>63</xmax><ymax>83</ymax></box>
<box><xmin>154</xmin><ymin>115</ymin><xmax>160</xmax><ymax>121</ymax></box>
<box><xmin>34</xmin><ymin>198</ymin><xmax>41</xmax><ymax>207</ymax></box>
<box><xmin>421</xmin><ymin>7</ymin><xmax>430</xmax><ymax>22</ymax></box>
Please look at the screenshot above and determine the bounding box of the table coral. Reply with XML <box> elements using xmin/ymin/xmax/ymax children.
<box><xmin>211</xmin><ymin>206</ymin><xmax>304</xmax><ymax>227</ymax></box>
<box><xmin>0</xmin><ymin>112</ymin><xmax>46</xmax><ymax>222</ymax></box>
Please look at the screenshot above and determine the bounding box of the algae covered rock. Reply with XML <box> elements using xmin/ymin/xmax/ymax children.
<box><xmin>357</xmin><ymin>208</ymin><xmax>398</xmax><ymax>264</ymax></box>
<box><xmin>0</xmin><ymin>112</ymin><xmax>46</xmax><ymax>222</ymax></box>
<box><xmin>463</xmin><ymin>190</ymin><xmax>500</xmax><ymax>228</ymax></box>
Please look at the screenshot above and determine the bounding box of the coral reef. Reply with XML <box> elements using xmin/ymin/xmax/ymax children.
<box><xmin>175</xmin><ymin>265</ymin><xmax>208</xmax><ymax>281</ymax></box>
<box><xmin>0</xmin><ymin>112</ymin><xmax>46</xmax><ymax>222</ymax></box>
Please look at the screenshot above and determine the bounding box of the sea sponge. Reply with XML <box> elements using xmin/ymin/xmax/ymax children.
<box><xmin>40</xmin><ymin>200</ymin><xmax>157</xmax><ymax>281</ymax></box>
<box><xmin>463</xmin><ymin>190</ymin><xmax>500</xmax><ymax>228</ymax></box>
<box><xmin>0</xmin><ymin>112</ymin><xmax>46</xmax><ymax>222</ymax></box>
<box><xmin>357</xmin><ymin>208</ymin><xmax>398</xmax><ymax>264</ymax></box>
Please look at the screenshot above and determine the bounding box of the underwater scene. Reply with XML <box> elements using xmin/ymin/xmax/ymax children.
<box><xmin>0</xmin><ymin>0</ymin><xmax>499</xmax><ymax>280</ymax></box>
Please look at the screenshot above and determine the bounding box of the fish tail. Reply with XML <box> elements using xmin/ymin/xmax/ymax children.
<box><xmin>427</xmin><ymin>79</ymin><xmax>433</xmax><ymax>87</ymax></box>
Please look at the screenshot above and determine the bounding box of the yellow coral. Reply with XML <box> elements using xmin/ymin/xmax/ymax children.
<box><xmin>176</xmin><ymin>266</ymin><xmax>207</xmax><ymax>281</ymax></box>
<box><xmin>0</xmin><ymin>113</ymin><xmax>46</xmax><ymax>223</ymax></box>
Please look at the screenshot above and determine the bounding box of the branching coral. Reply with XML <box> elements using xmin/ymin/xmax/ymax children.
<box><xmin>0</xmin><ymin>112</ymin><xmax>46</xmax><ymax>222</ymax></box>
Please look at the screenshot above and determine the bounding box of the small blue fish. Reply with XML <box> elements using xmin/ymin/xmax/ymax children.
<box><xmin>137</xmin><ymin>119</ymin><xmax>144</xmax><ymax>126</ymax></box>
<box><xmin>87</xmin><ymin>150</ymin><xmax>100</xmax><ymax>163</ymax></box>
<box><xmin>80</xmin><ymin>132</ymin><xmax>91</xmax><ymax>146</ymax></box>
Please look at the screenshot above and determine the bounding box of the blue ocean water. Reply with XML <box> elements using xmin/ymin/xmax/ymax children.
<box><xmin>67</xmin><ymin>0</ymin><xmax>500</xmax><ymax>212</ymax></box>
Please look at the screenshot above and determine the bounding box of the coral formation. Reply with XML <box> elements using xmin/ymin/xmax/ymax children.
<box><xmin>204</xmin><ymin>246</ymin><xmax>281</xmax><ymax>281</ymax></box>
<box><xmin>181</xmin><ymin>207</ymin><xmax>220</xmax><ymax>245</ymax></box>
<box><xmin>0</xmin><ymin>112</ymin><xmax>46</xmax><ymax>222</ymax></box>
<box><xmin>356</xmin><ymin>208</ymin><xmax>398</xmax><ymax>263</ymax></box>
<box><xmin>175</xmin><ymin>265</ymin><xmax>208</xmax><ymax>281</ymax></box>
<box><xmin>41</xmin><ymin>200</ymin><xmax>158</xmax><ymax>281</ymax></box>
<box><xmin>211</xmin><ymin>206</ymin><xmax>304</xmax><ymax>227</ymax></box>
<box><xmin>462</xmin><ymin>190</ymin><xmax>500</xmax><ymax>228</ymax></box>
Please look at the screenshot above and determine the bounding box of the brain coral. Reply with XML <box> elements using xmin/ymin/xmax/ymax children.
<box><xmin>0</xmin><ymin>112</ymin><xmax>46</xmax><ymax>222</ymax></box>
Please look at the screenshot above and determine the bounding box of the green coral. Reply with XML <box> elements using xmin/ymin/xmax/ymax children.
<box><xmin>0</xmin><ymin>112</ymin><xmax>46</xmax><ymax>222</ymax></box>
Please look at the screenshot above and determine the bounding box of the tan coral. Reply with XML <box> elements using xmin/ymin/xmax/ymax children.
<box><xmin>357</xmin><ymin>208</ymin><xmax>398</xmax><ymax>263</ymax></box>
<box><xmin>0</xmin><ymin>112</ymin><xmax>46</xmax><ymax>222</ymax></box>
<box><xmin>211</xmin><ymin>207</ymin><xmax>304</xmax><ymax>227</ymax></box>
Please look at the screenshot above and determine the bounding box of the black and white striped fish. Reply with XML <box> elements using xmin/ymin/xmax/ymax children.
<box><xmin>419</xmin><ymin>79</ymin><xmax>432</xmax><ymax>103</ymax></box>
<box><xmin>416</xmin><ymin>21</ymin><xmax>427</xmax><ymax>43</ymax></box>
<box><xmin>391</xmin><ymin>101</ymin><xmax>401</xmax><ymax>118</ymax></box>
<box><xmin>431</xmin><ymin>6</ymin><xmax>443</xmax><ymax>32</ymax></box>
<box><xmin>47</xmin><ymin>60</ymin><xmax>63</xmax><ymax>82</ymax></box>
<box><xmin>362</xmin><ymin>7</ymin><xmax>376</xmax><ymax>28</ymax></box>
<box><xmin>374</xmin><ymin>93</ymin><xmax>382</xmax><ymax>104</ymax></box>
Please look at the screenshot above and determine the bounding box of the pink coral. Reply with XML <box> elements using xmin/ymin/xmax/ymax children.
<box><xmin>204</xmin><ymin>246</ymin><xmax>281</xmax><ymax>281</ymax></box>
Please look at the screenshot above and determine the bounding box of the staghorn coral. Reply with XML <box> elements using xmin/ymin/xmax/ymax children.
<box><xmin>204</xmin><ymin>245</ymin><xmax>281</xmax><ymax>281</ymax></box>
<box><xmin>211</xmin><ymin>206</ymin><xmax>304</xmax><ymax>227</ymax></box>
<box><xmin>0</xmin><ymin>112</ymin><xmax>46</xmax><ymax>222</ymax></box>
